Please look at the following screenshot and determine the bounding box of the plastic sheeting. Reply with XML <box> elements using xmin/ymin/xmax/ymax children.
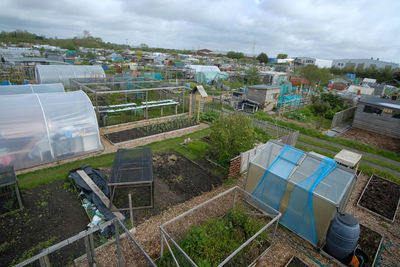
<box><xmin>69</xmin><ymin>165</ymin><xmax>115</xmax><ymax>220</ymax></box>
<box><xmin>0</xmin><ymin>90</ymin><xmax>102</xmax><ymax>170</ymax></box>
<box><xmin>280</xmin><ymin>157</ymin><xmax>337</xmax><ymax>245</ymax></box>
<box><xmin>246</xmin><ymin>141</ymin><xmax>355</xmax><ymax>247</ymax></box>
<box><xmin>194</xmin><ymin>71</ymin><xmax>229</xmax><ymax>84</ymax></box>
<box><xmin>36</xmin><ymin>65</ymin><xmax>106</xmax><ymax>88</ymax></box>
<box><xmin>253</xmin><ymin>145</ymin><xmax>305</xmax><ymax>210</ymax></box>
<box><xmin>0</xmin><ymin>83</ymin><xmax>65</xmax><ymax>95</ymax></box>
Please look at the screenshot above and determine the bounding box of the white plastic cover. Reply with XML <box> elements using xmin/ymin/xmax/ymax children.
<box><xmin>0</xmin><ymin>83</ymin><xmax>65</xmax><ymax>95</ymax></box>
<box><xmin>36</xmin><ymin>65</ymin><xmax>106</xmax><ymax>88</ymax></box>
<box><xmin>0</xmin><ymin>90</ymin><xmax>102</xmax><ymax>170</ymax></box>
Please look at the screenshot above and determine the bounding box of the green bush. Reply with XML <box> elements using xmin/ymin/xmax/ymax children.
<box><xmin>199</xmin><ymin>111</ymin><xmax>220</xmax><ymax>124</ymax></box>
<box><xmin>210</xmin><ymin>114</ymin><xmax>257</xmax><ymax>164</ymax></box>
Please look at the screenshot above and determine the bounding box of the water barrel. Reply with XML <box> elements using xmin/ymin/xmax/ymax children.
<box><xmin>325</xmin><ymin>213</ymin><xmax>360</xmax><ymax>260</ymax></box>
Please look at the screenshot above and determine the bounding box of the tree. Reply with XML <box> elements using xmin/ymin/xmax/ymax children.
<box><xmin>227</xmin><ymin>51</ymin><xmax>244</xmax><ymax>60</ymax></box>
<box><xmin>277</xmin><ymin>54</ymin><xmax>288</xmax><ymax>59</ymax></box>
<box><xmin>245</xmin><ymin>67</ymin><xmax>262</xmax><ymax>85</ymax></box>
<box><xmin>210</xmin><ymin>114</ymin><xmax>257</xmax><ymax>163</ymax></box>
<box><xmin>256</xmin><ymin>52</ymin><xmax>268</xmax><ymax>64</ymax></box>
<box><xmin>300</xmin><ymin>65</ymin><xmax>331</xmax><ymax>89</ymax></box>
<box><xmin>311</xmin><ymin>100</ymin><xmax>330</xmax><ymax>129</ymax></box>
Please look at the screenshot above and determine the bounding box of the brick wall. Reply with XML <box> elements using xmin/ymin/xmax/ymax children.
<box><xmin>228</xmin><ymin>155</ymin><xmax>242</xmax><ymax>178</ymax></box>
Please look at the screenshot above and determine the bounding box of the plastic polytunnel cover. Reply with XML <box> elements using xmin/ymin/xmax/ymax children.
<box><xmin>36</xmin><ymin>65</ymin><xmax>106</xmax><ymax>88</ymax></box>
<box><xmin>0</xmin><ymin>90</ymin><xmax>102</xmax><ymax>170</ymax></box>
<box><xmin>0</xmin><ymin>83</ymin><xmax>65</xmax><ymax>95</ymax></box>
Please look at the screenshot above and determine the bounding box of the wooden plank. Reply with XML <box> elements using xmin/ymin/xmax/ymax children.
<box><xmin>76</xmin><ymin>170</ymin><xmax>125</xmax><ymax>220</ymax></box>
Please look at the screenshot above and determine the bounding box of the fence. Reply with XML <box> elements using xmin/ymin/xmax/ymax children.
<box><xmin>331</xmin><ymin>106</ymin><xmax>357</xmax><ymax>129</ymax></box>
<box><xmin>15</xmin><ymin>218</ymin><xmax>156</xmax><ymax>267</ymax></box>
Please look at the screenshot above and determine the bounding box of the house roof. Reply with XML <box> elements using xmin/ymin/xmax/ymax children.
<box><xmin>248</xmin><ymin>84</ymin><xmax>280</xmax><ymax>90</ymax></box>
<box><xmin>359</xmin><ymin>97</ymin><xmax>400</xmax><ymax>111</ymax></box>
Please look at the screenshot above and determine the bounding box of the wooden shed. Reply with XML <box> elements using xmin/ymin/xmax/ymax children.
<box><xmin>352</xmin><ymin>97</ymin><xmax>400</xmax><ymax>138</ymax></box>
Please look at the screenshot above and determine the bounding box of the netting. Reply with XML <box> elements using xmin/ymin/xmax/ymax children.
<box><xmin>110</xmin><ymin>148</ymin><xmax>153</xmax><ymax>184</ymax></box>
<box><xmin>248</xmin><ymin>141</ymin><xmax>355</xmax><ymax>247</ymax></box>
<box><xmin>252</xmin><ymin>145</ymin><xmax>305</xmax><ymax>210</ymax></box>
<box><xmin>280</xmin><ymin>157</ymin><xmax>337</xmax><ymax>245</ymax></box>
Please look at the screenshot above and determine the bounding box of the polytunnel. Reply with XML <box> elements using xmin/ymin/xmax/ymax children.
<box><xmin>0</xmin><ymin>90</ymin><xmax>102</xmax><ymax>170</ymax></box>
<box><xmin>245</xmin><ymin>140</ymin><xmax>356</xmax><ymax>247</ymax></box>
<box><xmin>35</xmin><ymin>65</ymin><xmax>106</xmax><ymax>88</ymax></box>
<box><xmin>0</xmin><ymin>83</ymin><xmax>65</xmax><ymax>95</ymax></box>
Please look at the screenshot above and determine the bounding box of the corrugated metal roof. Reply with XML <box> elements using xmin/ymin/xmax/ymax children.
<box><xmin>359</xmin><ymin>97</ymin><xmax>400</xmax><ymax>110</ymax></box>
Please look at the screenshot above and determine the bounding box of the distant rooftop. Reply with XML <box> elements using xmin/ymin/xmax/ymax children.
<box><xmin>248</xmin><ymin>84</ymin><xmax>280</xmax><ymax>90</ymax></box>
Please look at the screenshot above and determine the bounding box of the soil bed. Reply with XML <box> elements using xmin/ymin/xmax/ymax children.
<box><xmin>286</xmin><ymin>256</ymin><xmax>309</xmax><ymax>267</ymax></box>
<box><xmin>101</xmin><ymin>151</ymin><xmax>224</xmax><ymax>226</ymax></box>
<box><xmin>358</xmin><ymin>175</ymin><xmax>400</xmax><ymax>221</ymax></box>
<box><xmin>105</xmin><ymin>118</ymin><xmax>198</xmax><ymax>144</ymax></box>
<box><xmin>358</xmin><ymin>224</ymin><xmax>383</xmax><ymax>267</ymax></box>
<box><xmin>0</xmin><ymin>180</ymin><xmax>88</xmax><ymax>266</ymax></box>
<box><xmin>339</xmin><ymin>127</ymin><xmax>400</xmax><ymax>153</ymax></box>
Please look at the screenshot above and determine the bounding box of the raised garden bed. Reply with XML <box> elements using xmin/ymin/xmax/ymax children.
<box><xmin>158</xmin><ymin>186</ymin><xmax>281</xmax><ymax>266</ymax></box>
<box><xmin>357</xmin><ymin>175</ymin><xmax>400</xmax><ymax>222</ymax></box>
<box><xmin>321</xmin><ymin>224</ymin><xmax>383</xmax><ymax>267</ymax></box>
<box><xmin>104</xmin><ymin>117</ymin><xmax>198</xmax><ymax>144</ymax></box>
<box><xmin>285</xmin><ymin>256</ymin><xmax>309</xmax><ymax>267</ymax></box>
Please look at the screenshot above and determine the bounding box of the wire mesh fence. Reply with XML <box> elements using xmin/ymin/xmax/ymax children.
<box><xmin>159</xmin><ymin>186</ymin><xmax>281</xmax><ymax>266</ymax></box>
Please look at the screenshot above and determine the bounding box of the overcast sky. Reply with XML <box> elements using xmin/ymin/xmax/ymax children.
<box><xmin>1</xmin><ymin>0</ymin><xmax>399</xmax><ymax>62</ymax></box>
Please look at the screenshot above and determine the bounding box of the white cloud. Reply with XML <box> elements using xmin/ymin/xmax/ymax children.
<box><xmin>0</xmin><ymin>0</ymin><xmax>399</xmax><ymax>62</ymax></box>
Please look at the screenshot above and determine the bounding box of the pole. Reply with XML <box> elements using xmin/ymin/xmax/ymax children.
<box><xmin>128</xmin><ymin>194</ymin><xmax>134</xmax><ymax>229</ymax></box>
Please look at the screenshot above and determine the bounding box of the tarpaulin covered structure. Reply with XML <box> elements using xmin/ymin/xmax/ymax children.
<box><xmin>245</xmin><ymin>140</ymin><xmax>356</xmax><ymax>247</ymax></box>
<box><xmin>0</xmin><ymin>83</ymin><xmax>65</xmax><ymax>95</ymax></box>
<box><xmin>35</xmin><ymin>65</ymin><xmax>106</xmax><ymax>88</ymax></box>
<box><xmin>0</xmin><ymin>90</ymin><xmax>102</xmax><ymax>170</ymax></box>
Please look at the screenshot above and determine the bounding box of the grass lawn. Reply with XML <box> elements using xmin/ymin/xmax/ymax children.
<box><xmin>254</xmin><ymin>111</ymin><xmax>400</xmax><ymax>162</ymax></box>
<box><xmin>295</xmin><ymin>144</ymin><xmax>400</xmax><ymax>184</ymax></box>
<box><xmin>18</xmin><ymin>128</ymin><xmax>211</xmax><ymax>189</ymax></box>
<box><xmin>298</xmin><ymin>136</ymin><xmax>400</xmax><ymax>173</ymax></box>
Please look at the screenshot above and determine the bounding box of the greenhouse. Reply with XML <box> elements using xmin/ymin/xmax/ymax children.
<box><xmin>194</xmin><ymin>71</ymin><xmax>229</xmax><ymax>84</ymax></box>
<box><xmin>0</xmin><ymin>83</ymin><xmax>65</xmax><ymax>95</ymax></box>
<box><xmin>0</xmin><ymin>90</ymin><xmax>102</xmax><ymax>170</ymax></box>
<box><xmin>35</xmin><ymin>65</ymin><xmax>106</xmax><ymax>88</ymax></box>
<box><xmin>245</xmin><ymin>140</ymin><xmax>356</xmax><ymax>247</ymax></box>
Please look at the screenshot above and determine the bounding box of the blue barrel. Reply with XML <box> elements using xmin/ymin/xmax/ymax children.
<box><xmin>326</xmin><ymin>213</ymin><xmax>360</xmax><ymax>260</ymax></box>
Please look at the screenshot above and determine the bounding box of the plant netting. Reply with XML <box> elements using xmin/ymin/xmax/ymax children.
<box><xmin>0</xmin><ymin>166</ymin><xmax>22</xmax><ymax>215</ymax></box>
<box><xmin>246</xmin><ymin>140</ymin><xmax>356</xmax><ymax>247</ymax></box>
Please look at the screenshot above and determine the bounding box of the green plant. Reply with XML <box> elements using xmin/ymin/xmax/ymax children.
<box><xmin>210</xmin><ymin>113</ymin><xmax>257</xmax><ymax>164</ymax></box>
<box><xmin>157</xmin><ymin>207</ymin><xmax>268</xmax><ymax>266</ymax></box>
<box><xmin>199</xmin><ymin>111</ymin><xmax>220</xmax><ymax>124</ymax></box>
<box><xmin>11</xmin><ymin>236</ymin><xmax>57</xmax><ymax>265</ymax></box>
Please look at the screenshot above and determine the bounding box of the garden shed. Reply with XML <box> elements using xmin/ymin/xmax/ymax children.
<box><xmin>35</xmin><ymin>65</ymin><xmax>106</xmax><ymax>88</ymax></box>
<box><xmin>0</xmin><ymin>83</ymin><xmax>65</xmax><ymax>95</ymax></box>
<box><xmin>0</xmin><ymin>90</ymin><xmax>102</xmax><ymax>170</ymax></box>
<box><xmin>109</xmin><ymin>148</ymin><xmax>154</xmax><ymax>211</ymax></box>
<box><xmin>245</xmin><ymin>140</ymin><xmax>356</xmax><ymax>247</ymax></box>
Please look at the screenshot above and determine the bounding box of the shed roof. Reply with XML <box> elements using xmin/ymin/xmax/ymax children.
<box><xmin>334</xmin><ymin>149</ymin><xmax>362</xmax><ymax>167</ymax></box>
<box><xmin>359</xmin><ymin>97</ymin><xmax>400</xmax><ymax>111</ymax></box>
<box><xmin>192</xmin><ymin>85</ymin><xmax>208</xmax><ymax>98</ymax></box>
<box><xmin>248</xmin><ymin>84</ymin><xmax>280</xmax><ymax>90</ymax></box>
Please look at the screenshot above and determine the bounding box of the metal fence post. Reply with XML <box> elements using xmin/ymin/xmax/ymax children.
<box><xmin>114</xmin><ymin>220</ymin><xmax>123</xmax><ymax>267</ymax></box>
